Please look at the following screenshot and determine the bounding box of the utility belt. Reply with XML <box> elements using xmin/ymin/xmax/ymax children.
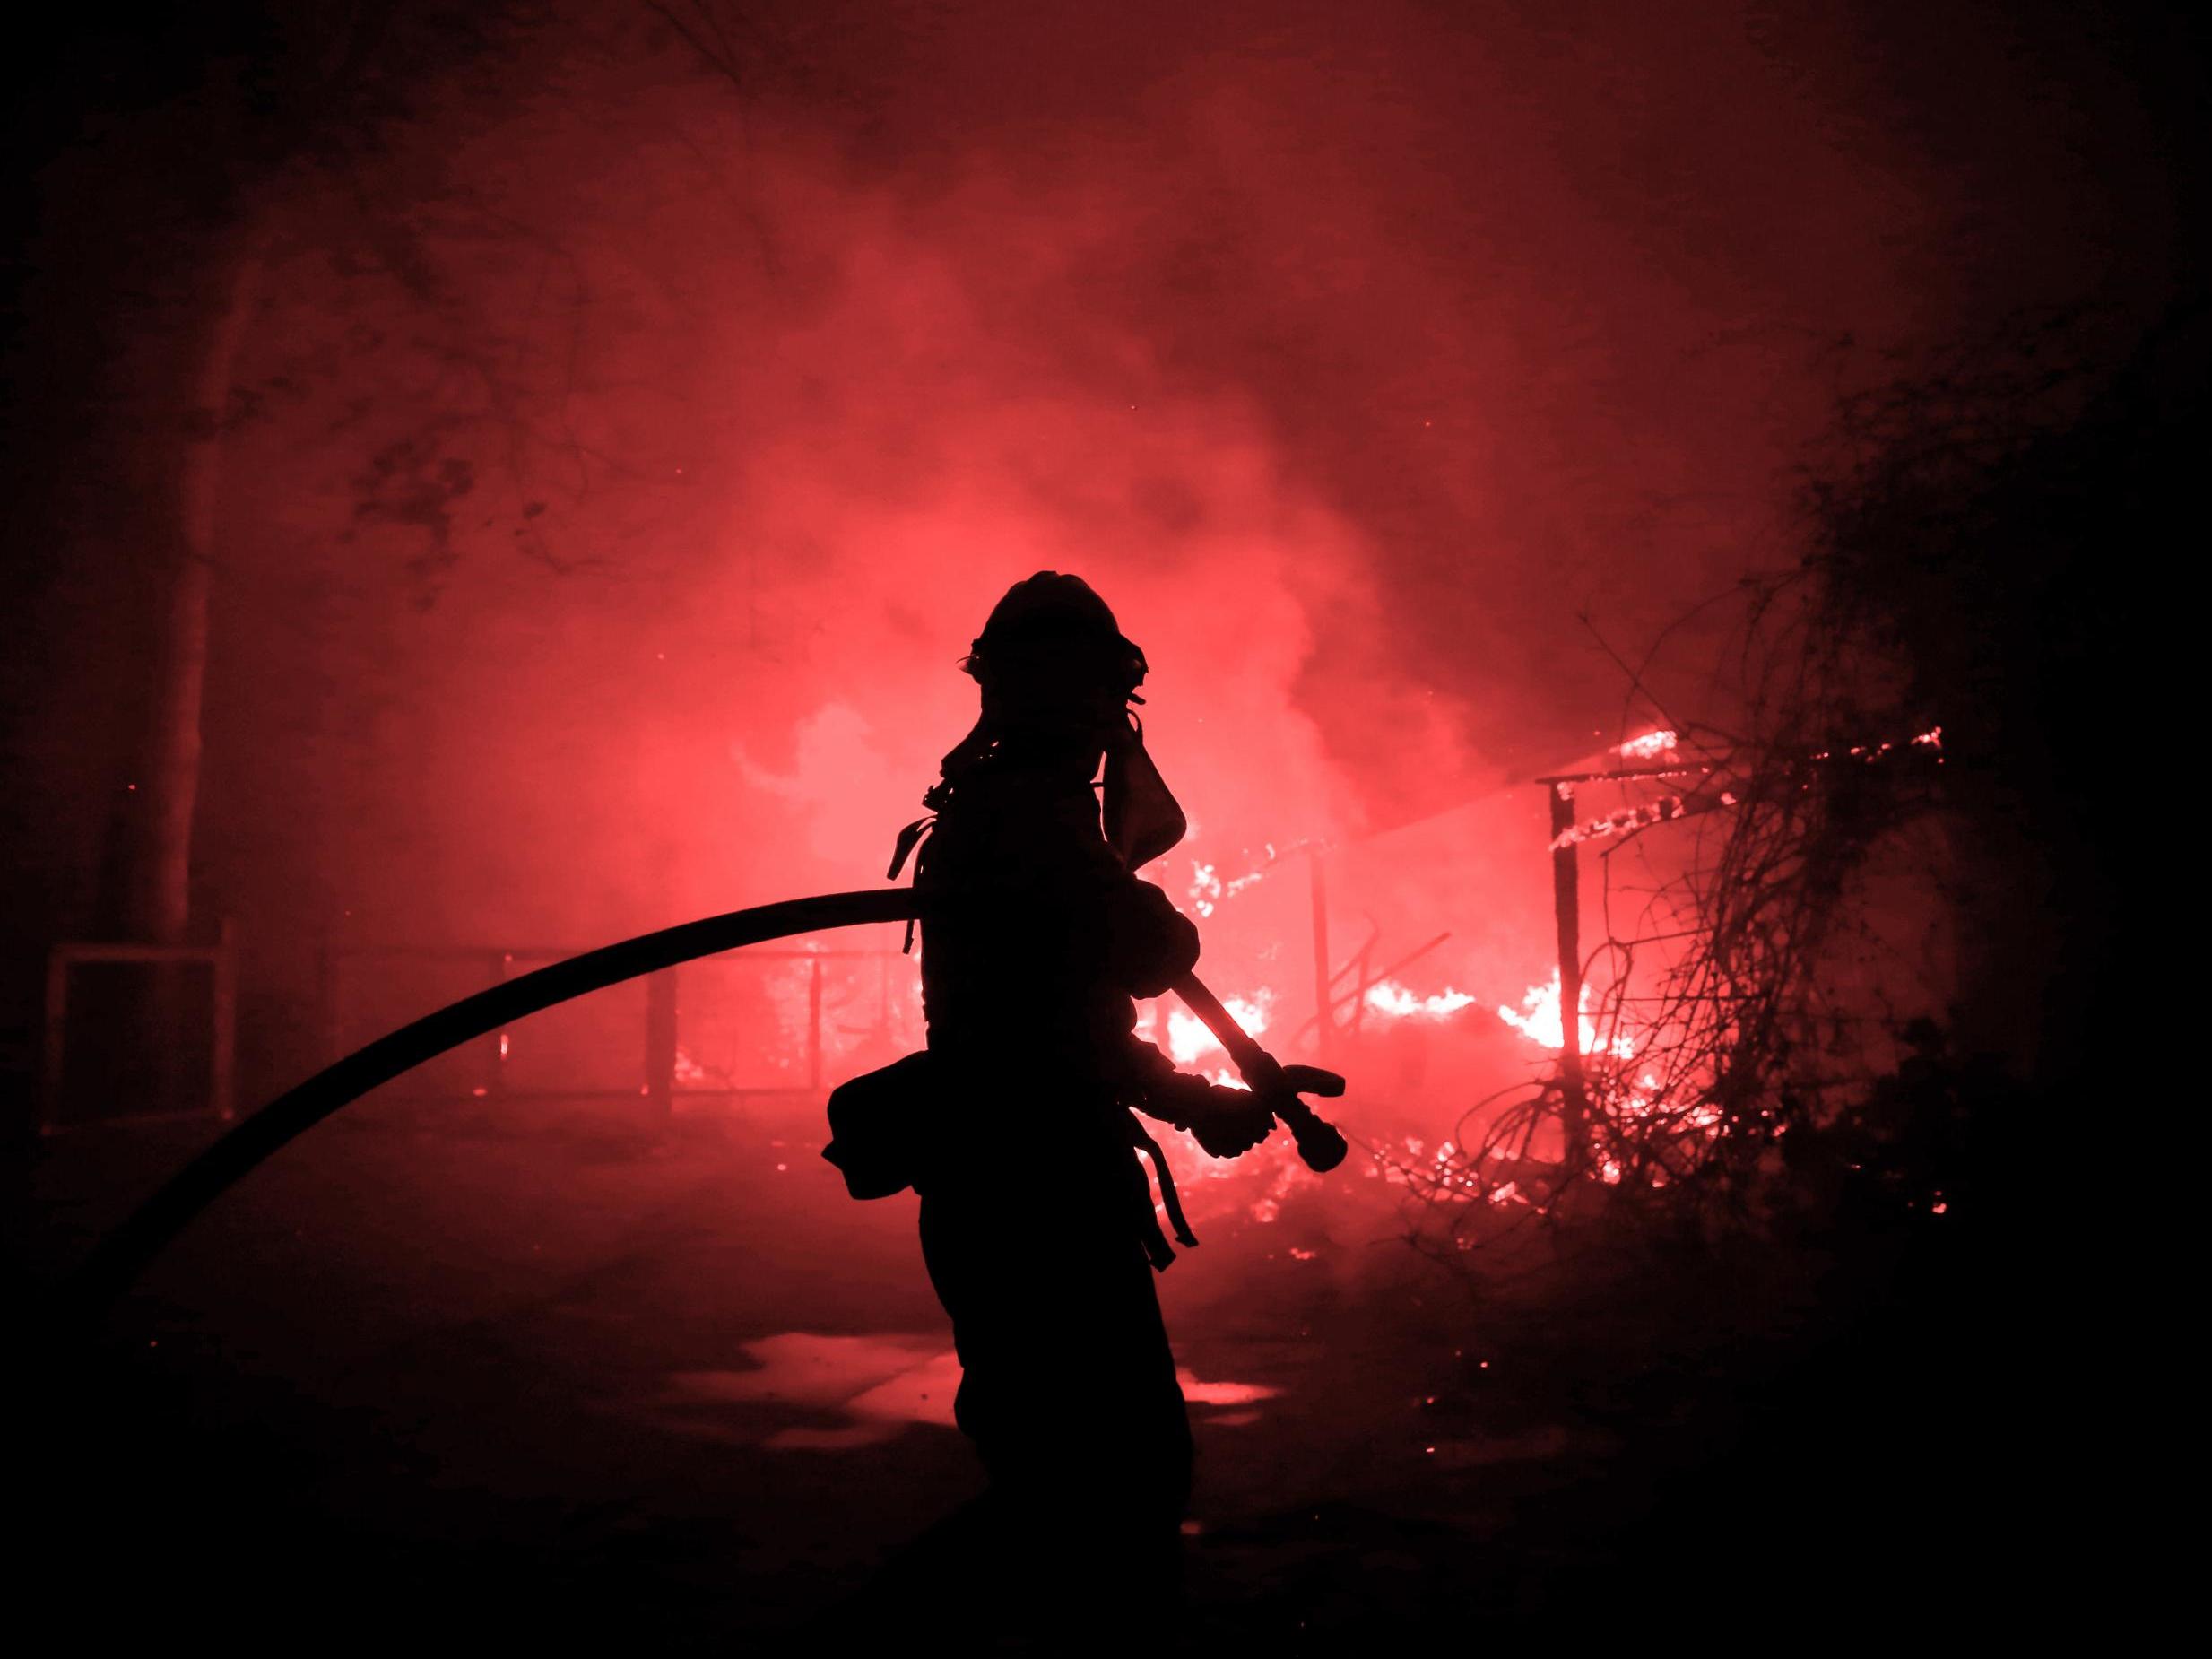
<box><xmin>823</xmin><ymin>1047</ymin><xmax>1198</xmax><ymax>1269</ymax></box>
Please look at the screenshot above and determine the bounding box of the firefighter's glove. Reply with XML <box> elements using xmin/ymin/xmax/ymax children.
<box><xmin>1213</xmin><ymin>1064</ymin><xmax>1346</xmax><ymax>1160</ymax></box>
<box><xmin>1189</xmin><ymin>1090</ymin><xmax>1278</xmax><ymax>1160</ymax></box>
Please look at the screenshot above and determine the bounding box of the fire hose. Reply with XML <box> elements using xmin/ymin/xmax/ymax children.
<box><xmin>60</xmin><ymin>886</ymin><xmax>1347</xmax><ymax>1330</ymax></box>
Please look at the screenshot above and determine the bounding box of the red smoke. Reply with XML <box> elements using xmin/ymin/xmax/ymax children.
<box><xmin>119</xmin><ymin>0</ymin><xmax>2182</xmax><ymax>1113</ymax></box>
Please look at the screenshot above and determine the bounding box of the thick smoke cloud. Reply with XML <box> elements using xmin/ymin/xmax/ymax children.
<box><xmin>8</xmin><ymin>0</ymin><xmax>2196</xmax><ymax>1099</ymax></box>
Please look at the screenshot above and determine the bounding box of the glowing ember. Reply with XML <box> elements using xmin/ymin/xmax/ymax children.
<box><xmin>1495</xmin><ymin>970</ymin><xmax>1636</xmax><ymax>1059</ymax></box>
<box><xmin>1815</xmin><ymin>723</ymin><xmax>1946</xmax><ymax>764</ymax></box>
<box><xmin>1184</xmin><ymin>853</ymin><xmax>1276</xmax><ymax>915</ymax></box>
<box><xmin>1186</xmin><ymin>860</ymin><xmax>1222</xmax><ymax>917</ymax></box>
<box><xmin>1549</xmin><ymin>788</ymin><xmax>1722</xmax><ymax>850</ymax></box>
<box><xmin>1617</xmin><ymin>728</ymin><xmax>1679</xmax><ymax>760</ymax></box>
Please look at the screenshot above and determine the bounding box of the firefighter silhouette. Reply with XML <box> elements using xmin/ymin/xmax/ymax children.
<box><xmin>67</xmin><ymin>567</ymin><xmax>1342</xmax><ymax>1641</ymax></box>
<box><xmin>836</xmin><ymin>572</ymin><xmax>1329</xmax><ymax>1623</ymax></box>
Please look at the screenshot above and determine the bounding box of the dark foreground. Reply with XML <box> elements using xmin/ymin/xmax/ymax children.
<box><xmin>13</xmin><ymin>1090</ymin><xmax>2049</xmax><ymax>1650</ymax></box>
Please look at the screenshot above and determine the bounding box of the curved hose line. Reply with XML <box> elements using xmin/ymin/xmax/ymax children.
<box><xmin>62</xmin><ymin>888</ymin><xmax>919</xmax><ymax>1329</ymax></box>
<box><xmin>60</xmin><ymin>884</ymin><xmax>1349</xmax><ymax>1331</ymax></box>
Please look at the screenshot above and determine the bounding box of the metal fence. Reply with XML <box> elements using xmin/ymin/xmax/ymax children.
<box><xmin>40</xmin><ymin>920</ymin><xmax>238</xmax><ymax>1134</ymax></box>
<box><xmin>320</xmin><ymin>939</ymin><xmax>918</xmax><ymax>1112</ymax></box>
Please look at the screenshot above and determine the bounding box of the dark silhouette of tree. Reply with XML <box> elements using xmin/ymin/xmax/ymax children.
<box><xmin>5</xmin><ymin>5</ymin><xmax>534</xmax><ymax>960</ymax></box>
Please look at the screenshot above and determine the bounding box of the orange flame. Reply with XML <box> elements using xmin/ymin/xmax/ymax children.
<box><xmin>1617</xmin><ymin>728</ymin><xmax>1679</xmax><ymax>760</ymax></box>
<box><xmin>1495</xmin><ymin>970</ymin><xmax>1636</xmax><ymax>1058</ymax></box>
<box><xmin>1363</xmin><ymin>980</ymin><xmax>1477</xmax><ymax>1020</ymax></box>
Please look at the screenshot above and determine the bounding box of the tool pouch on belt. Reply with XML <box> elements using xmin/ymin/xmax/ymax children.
<box><xmin>822</xmin><ymin>1049</ymin><xmax>937</xmax><ymax>1199</ymax></box>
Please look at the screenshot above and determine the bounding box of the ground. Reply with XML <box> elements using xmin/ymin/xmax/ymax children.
<box><xmin>13</xmin><ymin>1087</ymin><xmax>2036</xmax><ymax>1650</ymax></box>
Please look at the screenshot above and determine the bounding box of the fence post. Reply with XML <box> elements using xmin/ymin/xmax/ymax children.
<box><xmin>212</xmin><ymin>917</ymin><xmax>238</xmax><ymax>1121</ymax></box>
<box><xmin>484</xmin><ymin>952</ymin><xmax>511</xmax><ymax>1098</ymax></box>
<box><xmin>807</xmin><ymin>956</ymin><xmax>825</xmax><ymax>1094</ymax></box>
<box><xmin>645</xmin><ymin>968</ymin><xmax>678</xmax><ymax>1116</ymax></box>
<box><xmin>1548</xmin><ymin>782</ymin><xmax>1591</xmax><ymax>1159</ymax></box>
<box><xmin>40</xmin><ymin>947</ymin><xmax>70</xmax><ymax>1134</ymax></box>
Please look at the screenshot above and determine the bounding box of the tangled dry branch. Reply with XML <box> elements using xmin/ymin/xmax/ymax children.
<box><xmin>1386</xmin><ymin>312</ymin><xmax>2128</xmax><ymax>1265</ymax></box>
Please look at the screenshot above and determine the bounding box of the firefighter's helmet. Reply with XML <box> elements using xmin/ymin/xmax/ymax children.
<box><xmin>966</xmin><ymin>572</ymin><xmax>1148</xmax><ymax>704</ymax></box>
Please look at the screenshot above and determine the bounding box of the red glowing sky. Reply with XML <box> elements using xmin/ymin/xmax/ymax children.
<box><xmin>6</xmin><ymin>0</ymin><xmax>2194</xmax><ymax>1098</ymax></box>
